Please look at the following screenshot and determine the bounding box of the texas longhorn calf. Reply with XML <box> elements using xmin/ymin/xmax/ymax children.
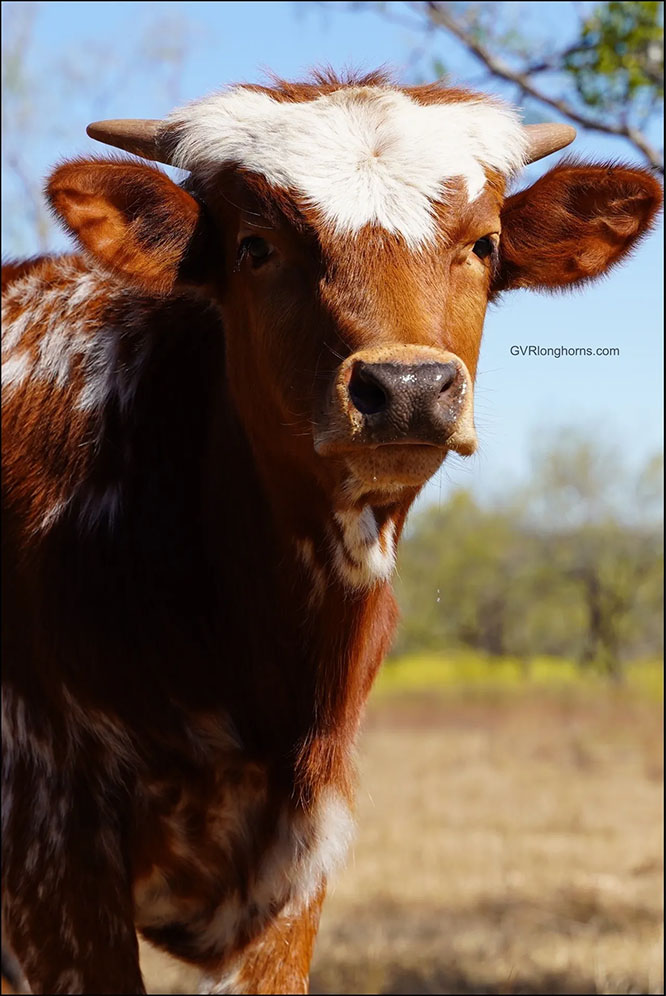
<box><xmin>2</xmin><ymin>71</ymin><xmax>661</xmax><ymax>994</ymax></box>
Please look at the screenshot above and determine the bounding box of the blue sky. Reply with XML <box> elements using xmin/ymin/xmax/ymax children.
<box><xmin>2</xmin><ymin>1</ymin><xmax>663</xmax><ymax>510</ymax></box>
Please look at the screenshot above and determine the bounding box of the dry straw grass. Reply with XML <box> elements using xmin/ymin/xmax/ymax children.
<box><xmin>141</xmin><ymin>684</ymin><xmax>663</xmax><ymax>995</ymax></box>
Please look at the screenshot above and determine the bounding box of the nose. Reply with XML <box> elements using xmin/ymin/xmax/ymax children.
<box><xmin>315</xmin><ymin>344</ymin><xmax>477</xmax><ymax>460</ymax></box>
<box><xmin>347</xmin><ymin>360</ymin><xmax>461</xmax><ymax>443</ymax></box>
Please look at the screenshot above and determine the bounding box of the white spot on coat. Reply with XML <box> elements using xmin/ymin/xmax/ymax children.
<box><xmin>1</xmin><ymin>352</ymin><xmax>32</xmax><ymax>396</ymax></box>
<box><xmin>199</xmin><ymin>966</ymin><xmax>242</xmax><ymax>994</ymax></box>
<box><xmin>332</xmin><ymin>506</ymin><xmax>396</xmax><ymax>589</ymax></box>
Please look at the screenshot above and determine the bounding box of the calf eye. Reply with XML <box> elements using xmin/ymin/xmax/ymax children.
<box><xmin>238</xmin><ymin>236</ymin><xmax>273</xmax><ymax>267</ymax></box>
<box><xmin>472</xmin><ymin>236</ymin><xmax>495</xmax><ymax>260</ymax></box>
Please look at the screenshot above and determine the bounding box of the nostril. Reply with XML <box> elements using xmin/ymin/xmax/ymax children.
<box><xmin>435</xmin><ymin>362</ymin><xmax>459</xmax><ymax>396</ymax></box>
<box><xmin>348</xmin><ymin>363</ymin><xmax>388</xmax><ymax>416</ymax></box>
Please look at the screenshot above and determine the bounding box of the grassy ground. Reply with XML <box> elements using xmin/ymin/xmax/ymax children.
<box><xmin>375</xmin><ymin>652</ymin><xmax>664</xmax><ymax>701</ymax></box>
<box><xmin>140</xmin><ymin>658</ymin><xmax>663</xmax><ymax>995</ymax></box>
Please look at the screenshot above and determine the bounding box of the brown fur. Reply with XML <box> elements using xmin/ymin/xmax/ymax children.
<box><xmin>2</xmin><ymin>75</ymin><xmax>662</xmax><ymax>995</ymax></box>
<box><xmin>494</xmin><ymin>159</ymin><xmax>663</xmax><ymax>292</ymax></box>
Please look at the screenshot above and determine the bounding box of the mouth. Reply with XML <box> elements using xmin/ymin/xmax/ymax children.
<box><xmin>314</xmin><ymin>437</ymin><xmax>444</xmax><ymax>455</ymax></box>
<box><xmin>336</xmin><ymin>439</ymin><xmax>450</xmax><ymax>491</ymax></box>
<box><xmin>372</xmin><ymin>440</ymin><xmax>443</xmax><ymax>450</ymax></box>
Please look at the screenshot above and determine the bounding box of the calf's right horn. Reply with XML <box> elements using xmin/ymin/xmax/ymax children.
<box><xmin>86</xmin><ymin>119</ymin><xmax>173</xmax><ymax>164</ymax></box>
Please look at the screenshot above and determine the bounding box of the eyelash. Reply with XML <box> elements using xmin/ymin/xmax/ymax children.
<box><xmin>472</xmin><ymin>236</ymin><xmax>500</xmax><ymax>280</ymax></box>
<box><xmin>237</xmin><ymin>236</ymin><xmax>273</xmax><ymax>268</ymax></box>
<box><xmin>472</xmin><ymin>236</ymin><xmax>496</xmax><ymax>260</ymax></box>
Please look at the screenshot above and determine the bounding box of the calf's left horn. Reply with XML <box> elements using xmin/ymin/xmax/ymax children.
<box><xmin>523</xmin><ymin>123</ymin><xmax>576</xmax><ymax>164</ymax></box>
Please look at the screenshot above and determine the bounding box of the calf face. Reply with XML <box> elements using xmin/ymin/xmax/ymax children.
<box><xmin>191</xmin><ymin>169</ymin><xmax>494</xmax><ymax>499</ymax></box>
<box><xmin>48</xmin><ymin>81</ymin><xmax>662</xmax><ymax>513</ymax></box>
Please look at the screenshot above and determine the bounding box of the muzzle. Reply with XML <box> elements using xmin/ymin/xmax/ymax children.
<box><xmin>314</xmin><ymin>344</ymin><xmax>477</xmax><ymax>489</ymax></box>
<box><xmin>316</xmin><ymin>345</ymin><xmax>476</xmax><ymax>454</ymax></box>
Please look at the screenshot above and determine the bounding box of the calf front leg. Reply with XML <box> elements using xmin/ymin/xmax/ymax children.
<box><xmin>200</xmin><ymin>887</ymin><xmax>326</xmax><ymax>995</ymax></box>
<box><xmin>2</xmin><ymin>756</ymin><xmax>144</xmax><ymax>995</ymax></box>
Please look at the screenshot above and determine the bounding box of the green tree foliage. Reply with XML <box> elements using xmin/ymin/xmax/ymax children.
<box><xmin>395</xmin><ymin>439</ymin><xmax>663</xmax><ymax>677</ymax></box>
<box><xmin>565</xmin><ymin>2</ymin><xmax>663</xmax><ymax>110</ymax></box>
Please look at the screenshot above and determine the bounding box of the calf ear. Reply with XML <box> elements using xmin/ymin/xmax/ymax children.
<box><xmin>47</xmin><ymin>158</ymin><xmax>212</xmax><ymax>295</ymax></box>
<box><xmin>494</xmin><ymin>162</ymin><xmax>662</xmax><ymax>294</ymax></box>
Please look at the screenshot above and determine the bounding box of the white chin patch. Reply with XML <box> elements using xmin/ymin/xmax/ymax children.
<box><xmin>331</xmin><ymin>506</ymin><xmax>397</xmax><ymax>589</ymax></box>
<box><xmin>168</xmin><ymin>86</ymin><xmax>527</xmax><ymax>248</ymax></box>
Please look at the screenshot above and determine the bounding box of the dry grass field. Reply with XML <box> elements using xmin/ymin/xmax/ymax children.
<box><xmin>140</xmin><ymin>670</ymin><xmax>663</xmax><ymax>995</ymax></box>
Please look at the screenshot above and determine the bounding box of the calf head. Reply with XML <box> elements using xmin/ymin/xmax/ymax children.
<box><xmin>48</xmin><ymin>73</ymin><xmax>662</xmax><ymax>517</ymax></box>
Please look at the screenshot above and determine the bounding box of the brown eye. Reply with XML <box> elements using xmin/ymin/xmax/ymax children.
<box><xmin>472</xmin><ymin>236</ymin><xmax>495</xmax><ymax>260</ymax></box>
<box><xmin>238</xmin><ymin>236</ymin><xmax>272</xmax><ymax>267</ymax></box>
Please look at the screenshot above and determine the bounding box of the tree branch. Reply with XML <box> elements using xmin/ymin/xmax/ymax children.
<box><xmin>419</xmin><ymin>1</ymin><xmax>663</xmax><ymax>172</ymax></box>
<box><xmin>523</xmin><ymin>41</ymin><xmax>592</xmax><ymax>76</ymax></box>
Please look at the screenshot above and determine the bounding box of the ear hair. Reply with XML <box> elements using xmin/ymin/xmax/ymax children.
<box><xmin>493</xmin><ymin>158</ymin><xmax>662</xmax><ymax>296</ymax></box>
<box><xmin>47</xmin><ymin>156</ymin><xmax>212</xmax><ymax>295</ymax></box>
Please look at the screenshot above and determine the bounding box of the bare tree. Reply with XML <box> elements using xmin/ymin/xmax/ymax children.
<box><xmin>2</xmin><ymin>3</ymin><xmax>52</xmax><ymax>252</ymax></box>
<box><xmin>2</xmin><ymin>2</ymin><xmax>201</xmax><ymax>256</ymax></box>
<box><xmin>367</xmin><ymin>1</ymin><xmax>663</xmax><ymax>171</ymax></box>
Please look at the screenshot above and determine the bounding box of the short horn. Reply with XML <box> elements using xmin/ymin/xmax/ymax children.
<box><xmin>524</xmin><ymin>123</ymin><xmax>576</xmax><ymax>164</ymax></box>
<box><xmin>86</xmin><ymin>119</ymin><xmax>173</xmax><ymax>164</ymax></box>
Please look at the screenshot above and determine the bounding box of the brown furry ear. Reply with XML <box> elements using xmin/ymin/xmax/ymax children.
<box><xmin>494</xmin><ymin>162</ymin><xmax>663</xmax><ymax>294</ymax></box>
<box><xmin>47</xmin><ymin>159</ymin><xmax>207</xmax><ymax>295</ymax></box>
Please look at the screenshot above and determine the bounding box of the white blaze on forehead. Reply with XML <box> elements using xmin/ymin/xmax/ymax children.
<box><xmin>168</xmin><ymin>86</ymin><xmax>527</xmax><ymax>247</ymax></box>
